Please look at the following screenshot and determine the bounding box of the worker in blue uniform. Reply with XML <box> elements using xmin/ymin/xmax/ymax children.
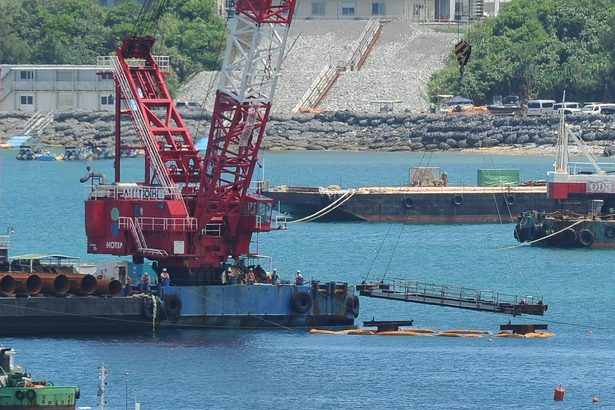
<box><xmin>295</xmin><ymin>270</ymin><xmax>303</xmax><ymax>285</ymax></box>
<box><xmin>160</xmin><ymin>268</ymin><xmax>170</xmax><ymax>286</ymax></box>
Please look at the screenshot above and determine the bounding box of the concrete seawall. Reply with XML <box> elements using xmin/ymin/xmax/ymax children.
<box><xmin>2</xmin><ymin>110</ymin><xmax>615</xmax><ymax>155</ymax></box>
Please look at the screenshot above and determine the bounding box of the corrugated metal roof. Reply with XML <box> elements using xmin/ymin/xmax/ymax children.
<box><xmin>11</xmin><ymin>253</ymin><xmax>80</xmax><ymax>261</ymax></box>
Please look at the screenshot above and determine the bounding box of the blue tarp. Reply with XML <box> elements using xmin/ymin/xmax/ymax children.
<box><xmin>7</xmin><ymin>135</ymin><xmax>32</xmax><ymax>148</ymax></box>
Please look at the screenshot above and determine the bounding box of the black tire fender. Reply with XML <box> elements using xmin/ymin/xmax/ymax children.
<box><xmin>402</xmin><ymin>197</ymin><xmax>413</xmax><ymax>209</ymax></box>
<box><xmin>605</xmin><ymin>226</ymin><xmax>615</xmax><ymax>239</ymax></box>
<box><xmin>578</xmin><ymin>229</ymin><xmax>594</xmax><ymax>247</ymax></box>
<box><xmin>163</xmin><ymin>293</ymin><xmax>182</xmax><ymax>319</ymax></box>
<box><xmin>506</xmin><ymin>194</ymin><xmax>516</xmax><ymax>206</ymax></box>
<box><xmin>453</xmin><ymin>195</ymin><xmax>463</xmax><ymax>206</ymax></box>
<box><xmin>26</xmin><ymin>389</ymin><xmax>36</xmax><ymax>400</ymax></box>
<box><xmin>15</xmin><ymin>391</ymin><xmax>25</xmax><ymax>400</ymax></box>
<box><xmin>291</xmin><ymin>291</ymin><xmax>312</xmax><ymax>314</ymax></box>
<box><xmin>345</xmin><ymin>295</ymin><xmax>360</xmax><ymax>318</ymax></box>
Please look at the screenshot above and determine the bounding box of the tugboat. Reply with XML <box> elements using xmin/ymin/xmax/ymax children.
<box><xmin>0</xmin><ymin>348</ymin><xmax>80</xmax><ymax>409</ymax></box>
<box><xmin>514</xmin><ymin>104</ymin><xmax>615</xmax><ymax>248</ymax></box>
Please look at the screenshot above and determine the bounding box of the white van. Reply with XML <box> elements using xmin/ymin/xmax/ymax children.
<box><xmin>527</xmin><ymin>99</ymin><xmax>556</xmax><ymax>116</ymax></box>
<box><xmin>582</xmin><ymin>103</ymin><xmax>615</xmax><ymax>115</ymax></box>
<box><xmin>553</xmin><ymin>102</ymin><xmax>582</xmax><ymax>115</ymax></box>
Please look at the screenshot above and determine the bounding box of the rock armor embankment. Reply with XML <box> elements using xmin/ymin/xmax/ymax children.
<box><xmin>2</xmin><ymin>110</ymin><xmax>615</xmax><ymax>156</ymax></box>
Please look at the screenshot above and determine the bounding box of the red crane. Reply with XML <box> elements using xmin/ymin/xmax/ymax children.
<box><xmin>85</xmin><ymin>0</ymin><xmax>296</xmax><ymax>284</ymax></box>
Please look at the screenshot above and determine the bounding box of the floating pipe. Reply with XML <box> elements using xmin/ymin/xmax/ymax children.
<box><xmin>11</xmin><ymin>273</ymin><xmax>43</xmax><ymax>295</ymax></box>
<box><xmin>0</xmin><ymin>274</ymin><xmax>16</xmax><ymax>296</ymax></box>
<box><xmin>65</xmin><ymin>274</ymin><xmax>97</xmax><ymax>295</ymax></box>
<box><xmin>95</xmin><ymin>279</ymin><xmax>122</xmax><ymax>296</ymax></box>
<box><xmin>38</xmin><ymin>274</ymin><xmax>70</xmax><ymax>296</ymax></box>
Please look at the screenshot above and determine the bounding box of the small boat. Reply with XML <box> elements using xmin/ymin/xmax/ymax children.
<box><xmin>514</xmin><ymin>104</ymin><xmax>615</xmax><ymax>248</ymax></box>
<box><xmin>35</xmin><ymin>150</ymin><xmax>56</xmax><ymax>161</ymax></box>
<box><xmin>0</xmin><ymin>347</ymin><xmax>80</xmax><ymax>409</ymax></box>
<box><xmin>487</xmin><ymin>95</ymin><xmax>520</xmax><ymax>115</ymax></box>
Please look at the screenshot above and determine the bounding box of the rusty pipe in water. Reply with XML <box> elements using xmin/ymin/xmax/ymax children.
<box><xmin>0</xmin><ymin>274</ymin><xmax>16</xmax><ymax>296</ymax></box>
<box><xmin>11</xmin><ymin>273</ymin><xmax>43</xmax><ymax>295</ymax></box>
<box><xmin>95</xmin><ymin>278</ymin><xmax>123</xmax><ymax>296</ymax></box>
<box><xmin>65</xmin><ymin>274</ymin><xmax>97</xmax><ymax>295</ymax></box>
<box><xmin>38</xmin><ymin>274</ymin><xmax>70</xmax><ymax>296</ymax></box>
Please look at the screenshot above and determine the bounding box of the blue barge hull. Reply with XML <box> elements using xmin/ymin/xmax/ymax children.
<box><xmin>160</xmin><ymin>283</ymin><xmax>356</xmax><ymax>329</ymax></box>
<box><xmin>0</xmin><ymin>282</ymin><xmax>357</xmax><ymax>335</ymax></box>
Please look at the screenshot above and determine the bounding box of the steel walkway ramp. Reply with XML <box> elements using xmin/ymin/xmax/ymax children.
<box><xmin>356</xmin><ymin>279</ymin><xmax>547</xmax><ymax>316</ymax></box>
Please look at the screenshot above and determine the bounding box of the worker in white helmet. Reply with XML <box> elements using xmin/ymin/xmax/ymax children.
<box><xmin>295</xmin><ymin>270</ymin><xmax>303</xmax><ymax>286</ymax></box>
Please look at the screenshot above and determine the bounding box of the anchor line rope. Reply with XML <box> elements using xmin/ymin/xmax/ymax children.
<box><xmin>495</xmin><ymin>190</ymin><xmax>535</xmax><ymax>297</ymax></box>
<box><xmin>381</xmin><ymin>225</ymin><xmax>404</xmax><ymax>282</ymax></box>
<box><xmin>497</xmin><ymin>218</ymin><xmax>589</xmax><ymax>251</ymax></box>
<box><xmin>287</xmin><ymin>189</ymin><xmax>356</xmax><ymax>224</ymax></box>
<box><xmin>364</xmin><ymin>224</ymin><xmax>393</xmax><ymax>282</ymax></box>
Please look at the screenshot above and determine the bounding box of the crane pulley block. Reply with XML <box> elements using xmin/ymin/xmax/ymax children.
<box><xmin>455</xmin><ymin>39</ymin><xmax>472</xmax><ymax>74</ymax></box>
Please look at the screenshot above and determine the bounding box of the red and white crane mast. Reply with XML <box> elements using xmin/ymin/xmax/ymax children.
<box><xmin>84</xmin><ymin>0</ymin><xmax>296</xmax><ymax>283</ymax></box>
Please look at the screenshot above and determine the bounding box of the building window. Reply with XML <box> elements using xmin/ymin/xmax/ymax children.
<box><xmin>101</xmin><ymin>95</ymin><xmax>114</xmax><ymax>105</ymax></box>
<box><xmin>341</xmin><ymin>1</ymin><xmax>355</xmax><ymax>15</ymax></box>
<box><xmin>372</xmin><ymin>2</ymin><xmax>385</xmax><ymax>15</ymax></box>
<box><xmin>20</xmin><ymin>95</ymin><xmax>33</xmax><ymax>105</ymax></box>
<box><xmin>56</xmin><ymin>71</ymin><xmax>73</xmax><ymax>81</ymax></box>
<box><xmin>312</xmin><ymin>2</ymin><xmax>325</xmax><ymax>15</ymax></box>
<box><xmin>58</xmin><ymin>93</ymin><xmax>74</xmax><ymax>107</ymax></box>
<box><xmin>100</xmin><ymin>72</ymin><xmax>113</xmax><ymax>80</ymax></box>
<box><xmin>20</xmin><ymin>71</ymin><xmax>34</xmax><ymax>80</ymax></box>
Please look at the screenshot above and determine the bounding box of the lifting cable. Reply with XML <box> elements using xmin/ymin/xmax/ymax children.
<box><xmin>287</xmin><ymin>189</ymin><xmax>356</xmax><ymax>224</ymax></box>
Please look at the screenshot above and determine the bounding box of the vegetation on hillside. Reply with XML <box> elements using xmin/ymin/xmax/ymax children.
<box><xmin>0</xmin><ymin>0</ymin><xmax>226</xmax><ymax>92</ymax></box>
<box><xmin>428</xmin><ymin>0</ymin><xmax>615</xmax><ymax>104</ymax></box>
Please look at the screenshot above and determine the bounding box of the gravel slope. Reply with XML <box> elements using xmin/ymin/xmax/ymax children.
<box><xmin>176</xmin><ymin>20</ymin><xmax>455</xmax><ymax>114</ymax></box>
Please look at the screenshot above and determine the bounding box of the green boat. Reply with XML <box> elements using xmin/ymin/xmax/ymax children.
<box><xmin>0</xmin><ymin>348</ymin><xmax>80</xmax><ymax>409</ymax></box>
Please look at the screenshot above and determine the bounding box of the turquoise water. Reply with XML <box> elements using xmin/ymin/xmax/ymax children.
<box><xmin>2</xmin><ymin>150</ymin><xmax>614</xmax><ymax>409</ymax></box>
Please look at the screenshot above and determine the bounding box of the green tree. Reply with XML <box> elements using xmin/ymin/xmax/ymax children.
<box><xmin>428</xmin><ymin>0</ymin><xmax>615</xmax><ymax>104</ymax></box>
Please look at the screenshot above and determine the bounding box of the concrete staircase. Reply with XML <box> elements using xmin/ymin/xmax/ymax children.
<box><xmin>292</xmin><ymin>18</ymin><xmax>384</xmax><ymax>113</ymax></box>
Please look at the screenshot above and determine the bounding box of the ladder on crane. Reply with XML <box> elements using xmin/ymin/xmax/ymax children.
<box><xmin>357</xmin><ymin>279</ymin><xmax>547</xmax><ymax>316</ymax></box>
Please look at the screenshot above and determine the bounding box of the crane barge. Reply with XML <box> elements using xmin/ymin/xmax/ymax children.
<box><xmin>81</xmin><ymin>0</ymin><xmax>358</xmax><ymax>328</ymax></box>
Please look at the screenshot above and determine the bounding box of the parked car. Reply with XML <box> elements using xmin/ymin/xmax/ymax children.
<box><xmin>527</xmin><ymin>99</ymin><xmax>556</xmax><ymax>116</ymax></box>
<box><xmin>582</xmin><ymin>103</ymin><xmax>615</xmax><ymax>115</ymax></box>
<box><xmin>554</xmin><ymin>102</ymin><xmax>582</xmax><ymax>115</ymax></box>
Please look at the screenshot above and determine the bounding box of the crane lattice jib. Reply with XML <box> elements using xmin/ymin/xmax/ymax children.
<box><xmin>116</xmin><ymin>37</ymin><xmax>201</xmax><ymax>204</ymax></box>
<box><xmin>196</xmin><ymin>0</ymin><xmax>296</xmax><ymax>235</ymax></box>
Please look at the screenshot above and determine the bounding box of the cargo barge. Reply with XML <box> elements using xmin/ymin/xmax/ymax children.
<box><xmin>262</xmin><ymin>172</ymin><xmax>595</xmax><ymax>224</ymax></box>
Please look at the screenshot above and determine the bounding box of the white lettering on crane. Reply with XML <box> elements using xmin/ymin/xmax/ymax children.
<box><xmin>122</xmin><ymin>187</ymin><xmax>165</xmax><ymax>200</ymax></box>
<box><xmin>106</xmin><ymin>241</ymin><xmax>123</xmax><ymax>249</ymax></box>
<box><xmin>587</xmin><ymin>182</ymin><xmax>615</xmax><ymax>193</ymax></box>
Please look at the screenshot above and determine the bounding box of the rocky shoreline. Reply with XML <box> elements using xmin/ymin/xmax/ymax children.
<box><xmin>2</xmin><ymin>110</ymin><xmax>615</xmax><ymax>157</ymax></box>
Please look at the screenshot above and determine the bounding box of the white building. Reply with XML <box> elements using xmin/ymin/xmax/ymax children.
<box><xmin>0</xmin><ymin>65</ymin><xmax>115</xmax><ymax>113</ymax></box>
<box><xmin>292</xmin><ymin>0</ymin><xmax>507</xmax><ymax>21</ymax></box>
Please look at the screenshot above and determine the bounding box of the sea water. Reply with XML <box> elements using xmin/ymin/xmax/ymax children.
<box><xmin>1</xmin><ymin>150</ymin><xmax>614</xmax><ymax>409</ymax></box>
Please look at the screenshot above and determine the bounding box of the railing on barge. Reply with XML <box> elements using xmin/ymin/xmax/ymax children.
<box><xmin>356</xmin><ymin>279</ymin><xmax>547</xmax><ymax>316</ymax></box>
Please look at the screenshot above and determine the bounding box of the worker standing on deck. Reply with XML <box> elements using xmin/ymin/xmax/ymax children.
<box><xmin>247</xmin><ymin>268</ymin><xmax>255</xmax><ymax>285</ymax></box>
<box><xmin>295</xmin><ymin>270</ymin><xmax>304</xmax><ymax>286</ymax></box>
<box><xmin>160</xmin><ymin>268</ymin><xmax>170</xmax><ymax>287</ymax></box>
<box><xmin>227</xmin><ymin>268</ymin><xmax>237</xmax><ymax>285</ymax></box>
<box><xmin>123</xmin><ymin>273</ymin><xmax>132</xmax><ymax>296</ymax></box>
<box><xmin>141</xmin><ymin>272</ymin><xmax>150</xmax><ymax>293</ymax></box>
<box><xmin>271</xmin><ymin>269</ymin><xmax>279</xmax><ymax>285</ymax></box>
